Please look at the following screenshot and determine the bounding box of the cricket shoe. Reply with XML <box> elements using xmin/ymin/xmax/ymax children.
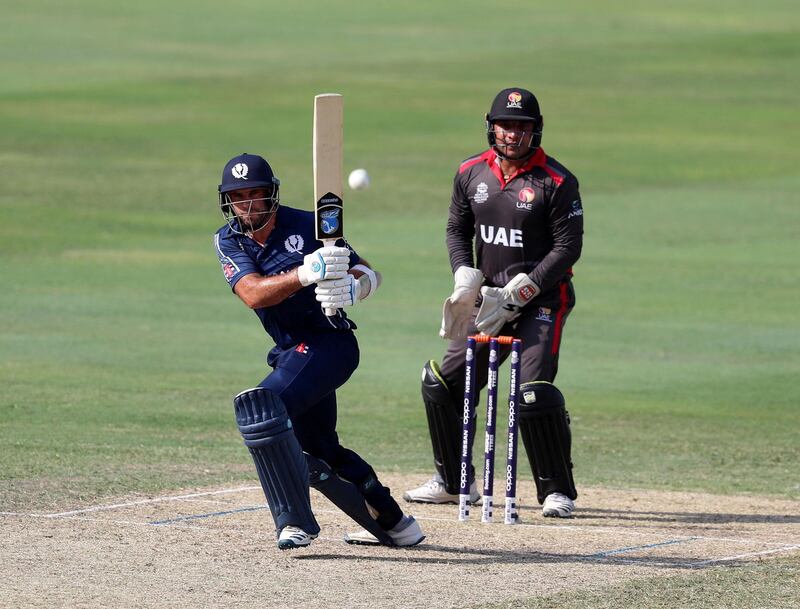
<box><xmin>344</xmin><ymin>514</ymin><xmax>425</xmax><ymax>547</ymax></box>
<box><xmin>277</xmin><ymin>525</ymin><xmax>318</xmax><ymax>550</ymax></box>
<box><xmin>402</xmin><ymin>475</ymin><xmax>481</xmax><ymax>505</ymax></box>
<box><xmin>542</xmin><ymin>492</ymin><xmax>575</xmax><ymax>518</ymax></box>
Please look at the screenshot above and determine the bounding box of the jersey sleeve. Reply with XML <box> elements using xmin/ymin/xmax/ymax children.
<box><xmin>445</xmin><ymin>171</ymin><xmax>476</xmax><ymax>273</ymax></box>
<box><xmin>530</xmin><ymin>175</ymin><xmax>584</xmax><ymax>291</ymax></box>
<box><xmin>214</xmin><ymin>232</ymin><xmax>259</xmax><ymax>291</ymax></box>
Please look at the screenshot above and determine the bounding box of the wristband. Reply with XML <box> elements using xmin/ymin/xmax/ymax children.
<box><xmin>351</xmin><ymin>264</ymin><xmax>379</xmax><ymax>300</ymax></box>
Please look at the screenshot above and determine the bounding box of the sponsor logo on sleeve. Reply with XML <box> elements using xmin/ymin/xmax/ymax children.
<box><xmin>222</xmin><ymin>261</ymin><xmax>237</xmax><ymax>280</ymax></box>
<box><xmin>568</xmin><ymin>199</ymin><xmax>584</xmax><ymax>219</ymax></box>
<box><xmin>535</xmin><ymin>307</ymin><xmax>553</xmax><ymax>322</ymax></box>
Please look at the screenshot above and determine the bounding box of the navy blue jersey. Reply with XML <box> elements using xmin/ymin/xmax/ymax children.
<box><xmin>214</xmin><ymin>205</ymin><xmax>359</xmax><ymax>349</ymax></box>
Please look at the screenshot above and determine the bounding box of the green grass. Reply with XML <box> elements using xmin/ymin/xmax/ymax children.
<box><xmin>485</xmin><ymin>556</ymin><xmax>800</xmax><ymax>609</ymax></box>
<box><xmin>1</xmin><ymin>0</ymin><xmax>798</xmax><ymax>516</ymax></box>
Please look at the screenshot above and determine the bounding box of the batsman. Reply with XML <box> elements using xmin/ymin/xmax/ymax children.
<box><xmin>404</xmin><ymin>87</ymin><xmax>584</xmax><ymax>518</ymax></box>
<box><xmin>214</xmin><ymin>152</ymin><xmax>424</xmax><ymax>549</ymax></box>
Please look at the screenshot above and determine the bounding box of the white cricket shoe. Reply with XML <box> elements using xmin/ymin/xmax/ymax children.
<box><xmin>542</xmin><ymin>492</ymin><xmax>575</xmax><ymax>518</ymax></box>
<box><xmin>277</xmin><ymin>525</ymin><xmax>318</xmax><ymax>550</ymax></box>
<box><xmin>344</xmin><ymin>514</ymin><xmax>425</xmax><ymax>547</ymax></box>
<box><xmin>402</xmin><ymin>474</ymin><xmax>481</xmax><ymax>504</ymax></box>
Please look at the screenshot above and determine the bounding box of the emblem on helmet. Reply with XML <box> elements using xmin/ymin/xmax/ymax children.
<box><xmin>507</xmin><ymin>92</ymin><xmax>523</xmax><ymax>108</ymax></box>
<box><xmin>231</xmin><ymin>163</ymin><xmax>249</xmax><ymax>179</ymax></box>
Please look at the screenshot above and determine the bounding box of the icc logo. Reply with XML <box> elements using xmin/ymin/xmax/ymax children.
<box><xmin>231</xmin><ymin>163</ymin><xmax>248</xmax><ymax>179</ymax></box>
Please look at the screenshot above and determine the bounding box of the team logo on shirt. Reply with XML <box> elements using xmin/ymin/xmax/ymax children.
<box><xmin>518</xmin><ymin>188</ymin><xmax>535</xmax><ymax>203</ymax></box>
<box><xmin>507</xmin><ymin>92</ymin><xmax>523</xmax><ymax>109</ymax></box>
<box><xmin>295</xmin><ymin>343</ymin><xmax>309</xmax><ymax>354</ymax></box>
<box><xmin>285</xmin><ymin>234</ymin><xmax>304</xmax><ymax>253</ymax></box>
<box><xmin>473</xmin><ymin>182</ymin><xmax>489</xmax><ymax>204</ymax></box>
<box><xmin>231</xmin><ymin>163</ymin><xmax>248</xmax><ymax>179</ymax></box>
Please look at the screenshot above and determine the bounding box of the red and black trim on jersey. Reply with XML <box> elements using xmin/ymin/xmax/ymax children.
<box><xmin>459</xmin><ymin>147</ymin><xmax>566</xmax><ymax>189</ymax></box>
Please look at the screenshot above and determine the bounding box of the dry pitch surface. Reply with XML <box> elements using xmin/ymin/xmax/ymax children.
<box><xmin>2</xmin><ymin>474</ymin><xmax>799</xmax><ymax>609</ymax></box>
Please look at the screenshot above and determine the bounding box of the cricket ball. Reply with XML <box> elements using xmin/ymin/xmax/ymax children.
<box><xmin>348</xmin><ymin>168</ymin><xmax>370</xmax><ymax>190</ymax></box>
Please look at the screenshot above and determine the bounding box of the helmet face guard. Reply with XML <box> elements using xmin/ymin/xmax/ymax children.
<box><xmin>219</xmin><ymin>183</ymin><xmax>280</xmax><ymax>235</ymax></box>
<box><xmin>486</xmin><ymin>118</ymin><xmax>543</xmax><ymax>160</ymax></box>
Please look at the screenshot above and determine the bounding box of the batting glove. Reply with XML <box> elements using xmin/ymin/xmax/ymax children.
<box><xmin>297</xmin><ymin>246</ymin><xmax>350</xmax><ymax>286</ymax></box>
<box><xmin>315</xmin><ymin>274</ymin><xmax>371</xmax><ymax>308</ymax></box>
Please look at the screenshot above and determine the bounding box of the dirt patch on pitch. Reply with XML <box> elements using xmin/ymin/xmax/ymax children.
<box><xmin>2</xmin><ymin>475</ymin><xmax>799</xmax><ymax>609</ymax></box>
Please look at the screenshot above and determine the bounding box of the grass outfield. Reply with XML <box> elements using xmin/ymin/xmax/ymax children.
<box><xmin>0</xmin><ymin>0</ymin><xmax>798</xmax><ymax>599</ymax></box>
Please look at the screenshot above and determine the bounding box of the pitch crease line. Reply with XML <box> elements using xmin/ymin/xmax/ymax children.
<box><xmin>151</xmin><ymin>505</ymin><xmax>268</xmax><ymax>525</ymax></box>
<box><xmin>587</xmin><ymin>537</ymin><xmax>700</xmax><ymax>558</ymax></box>
<box><xmin>688</xmin><ymin>544</ymin><xmax>800</xmax><ymax>566</ymax></box>
<box><xmin>42</xmin><ymin>486</ymin><xmax>261</xmax><ymax>517</ymax></box>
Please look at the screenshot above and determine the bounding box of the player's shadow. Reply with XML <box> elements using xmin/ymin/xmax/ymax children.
<box><xmin>294</xmin><ymin>544</ymin><xmax>709</xmax><ymax>569</ymax></box>
<box><xmin>577</xmin><ymin>508</ymin><xmax>800</xmax><ymax>525</ymax></box>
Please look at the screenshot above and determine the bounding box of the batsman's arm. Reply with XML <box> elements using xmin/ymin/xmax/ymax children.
<box><xmin>233</xmin><ymin>271</ymin><xmax>304</xmax><ymax>309</ymax></box>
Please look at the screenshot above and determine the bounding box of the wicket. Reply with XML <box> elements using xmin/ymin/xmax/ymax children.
<box><xmin>458</xmin><ymin>335</ymin><xmax>522</xmax><ymax>524</ymax></box>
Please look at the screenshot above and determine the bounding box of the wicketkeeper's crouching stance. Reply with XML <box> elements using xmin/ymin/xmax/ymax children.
<box><xmin>404</xmin><ymin>87</ymin><xmax>584</xmax><ymax>518</ymax></box>
<box><xmin>214</xmin><ymin>153</ymin><xmax>424</xmax><ymax>549</ymax></box>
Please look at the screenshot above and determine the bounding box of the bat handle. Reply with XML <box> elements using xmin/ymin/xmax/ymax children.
<box><xmin>322</xmin><ymin>238</ymin><xmax>339</xmax><ymax>317</ymax></box>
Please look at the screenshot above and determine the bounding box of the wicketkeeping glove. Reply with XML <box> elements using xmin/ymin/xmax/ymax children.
<box><xmin>474</xmin><ymin>273</ymin><xmax>540</xmax><ymax>336</ymax></box>
<box><xmin>439</xmin><ymin>266</ymin><xmax>484</xmax><ymax>340</ymax></box>
<box><xmin>297</xmin><ymin>246</ymin><xmax>350</xmax><ymax>286</ymax></box>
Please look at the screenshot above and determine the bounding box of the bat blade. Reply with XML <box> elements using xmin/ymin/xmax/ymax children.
<box><xmin>313</xmin><ymin>93</ymin><xmax>345</xmax><ymax>316</ymax></box>
<box><xmin>313</xmin><ymin>93</ymin><xmax>344</xmax><ymax>243</ymax></box>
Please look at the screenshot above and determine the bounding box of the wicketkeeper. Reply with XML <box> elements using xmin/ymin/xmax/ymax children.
<box><xmin>404</xmin><ymin>88</ymin><xmax>584</xmax><ymax>518</ymax></box>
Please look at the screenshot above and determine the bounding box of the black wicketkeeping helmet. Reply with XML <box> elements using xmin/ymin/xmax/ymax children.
<box><xmin>485</xmin><ymin>87</ymin><xmax>544</xmax><ymax>154</ymax></box>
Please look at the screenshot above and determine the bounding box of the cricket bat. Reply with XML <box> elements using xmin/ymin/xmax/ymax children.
<box><xmin>313</xmin><ymin>93</ymin><xmax>345</xmax><ymax>316</ymax></box>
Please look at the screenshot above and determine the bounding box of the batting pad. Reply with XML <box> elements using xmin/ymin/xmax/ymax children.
<box><xmin>518</xmin><ymin>381</ymin><xmax>577</xmax><ymax>503</ymax></box>
<box><xmin>306</xmin><ymin>453</ymin><xmax>394</xmax><ymax>546</ymax></box>
<box><xmin>233</xmin><ymin>388</ymin><xmax>320</xmax><ymax>537</ymax></box>
<box><xmin>421</xmin><ymin>360</ymin><xmax>464</xmax><ymax>495</ymax></box>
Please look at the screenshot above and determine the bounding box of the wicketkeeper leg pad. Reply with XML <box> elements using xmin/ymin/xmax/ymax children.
<box><xmin>234</xmin><ymin>387</ymin><xmax>320</xmax><ymax>537</ymax></box>
<box><xmin>306</xmin><ymin>453</ymin><xmax>395</xmax><ymax>546</ymax></box>
<box><xmin>518</xmin><ymin>381</ymin><xmax>577</xmax><ymax>504</ymax></box>
<box><xmin>421</xmin><ymin>360</ymin><xmax>463</xmax><ymax>494</ymax></box>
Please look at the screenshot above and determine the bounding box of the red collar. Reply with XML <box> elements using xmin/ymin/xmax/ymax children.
<box><xmin>486</xmin><ymin>147</ymin><xmax>546</xmax><ymax>187</ymax></box>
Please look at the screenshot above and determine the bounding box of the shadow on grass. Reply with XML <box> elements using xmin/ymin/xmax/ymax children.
<box><xmin>294</xmin><ymin>543</ymin><xmax>713</xmax><ymax>569</ymax></box>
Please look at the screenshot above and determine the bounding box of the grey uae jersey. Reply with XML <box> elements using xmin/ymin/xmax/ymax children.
<box><xmin>446</xmin><ymin>147</ymin><xmax>584</xmax><ymax>301</ymax></box>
